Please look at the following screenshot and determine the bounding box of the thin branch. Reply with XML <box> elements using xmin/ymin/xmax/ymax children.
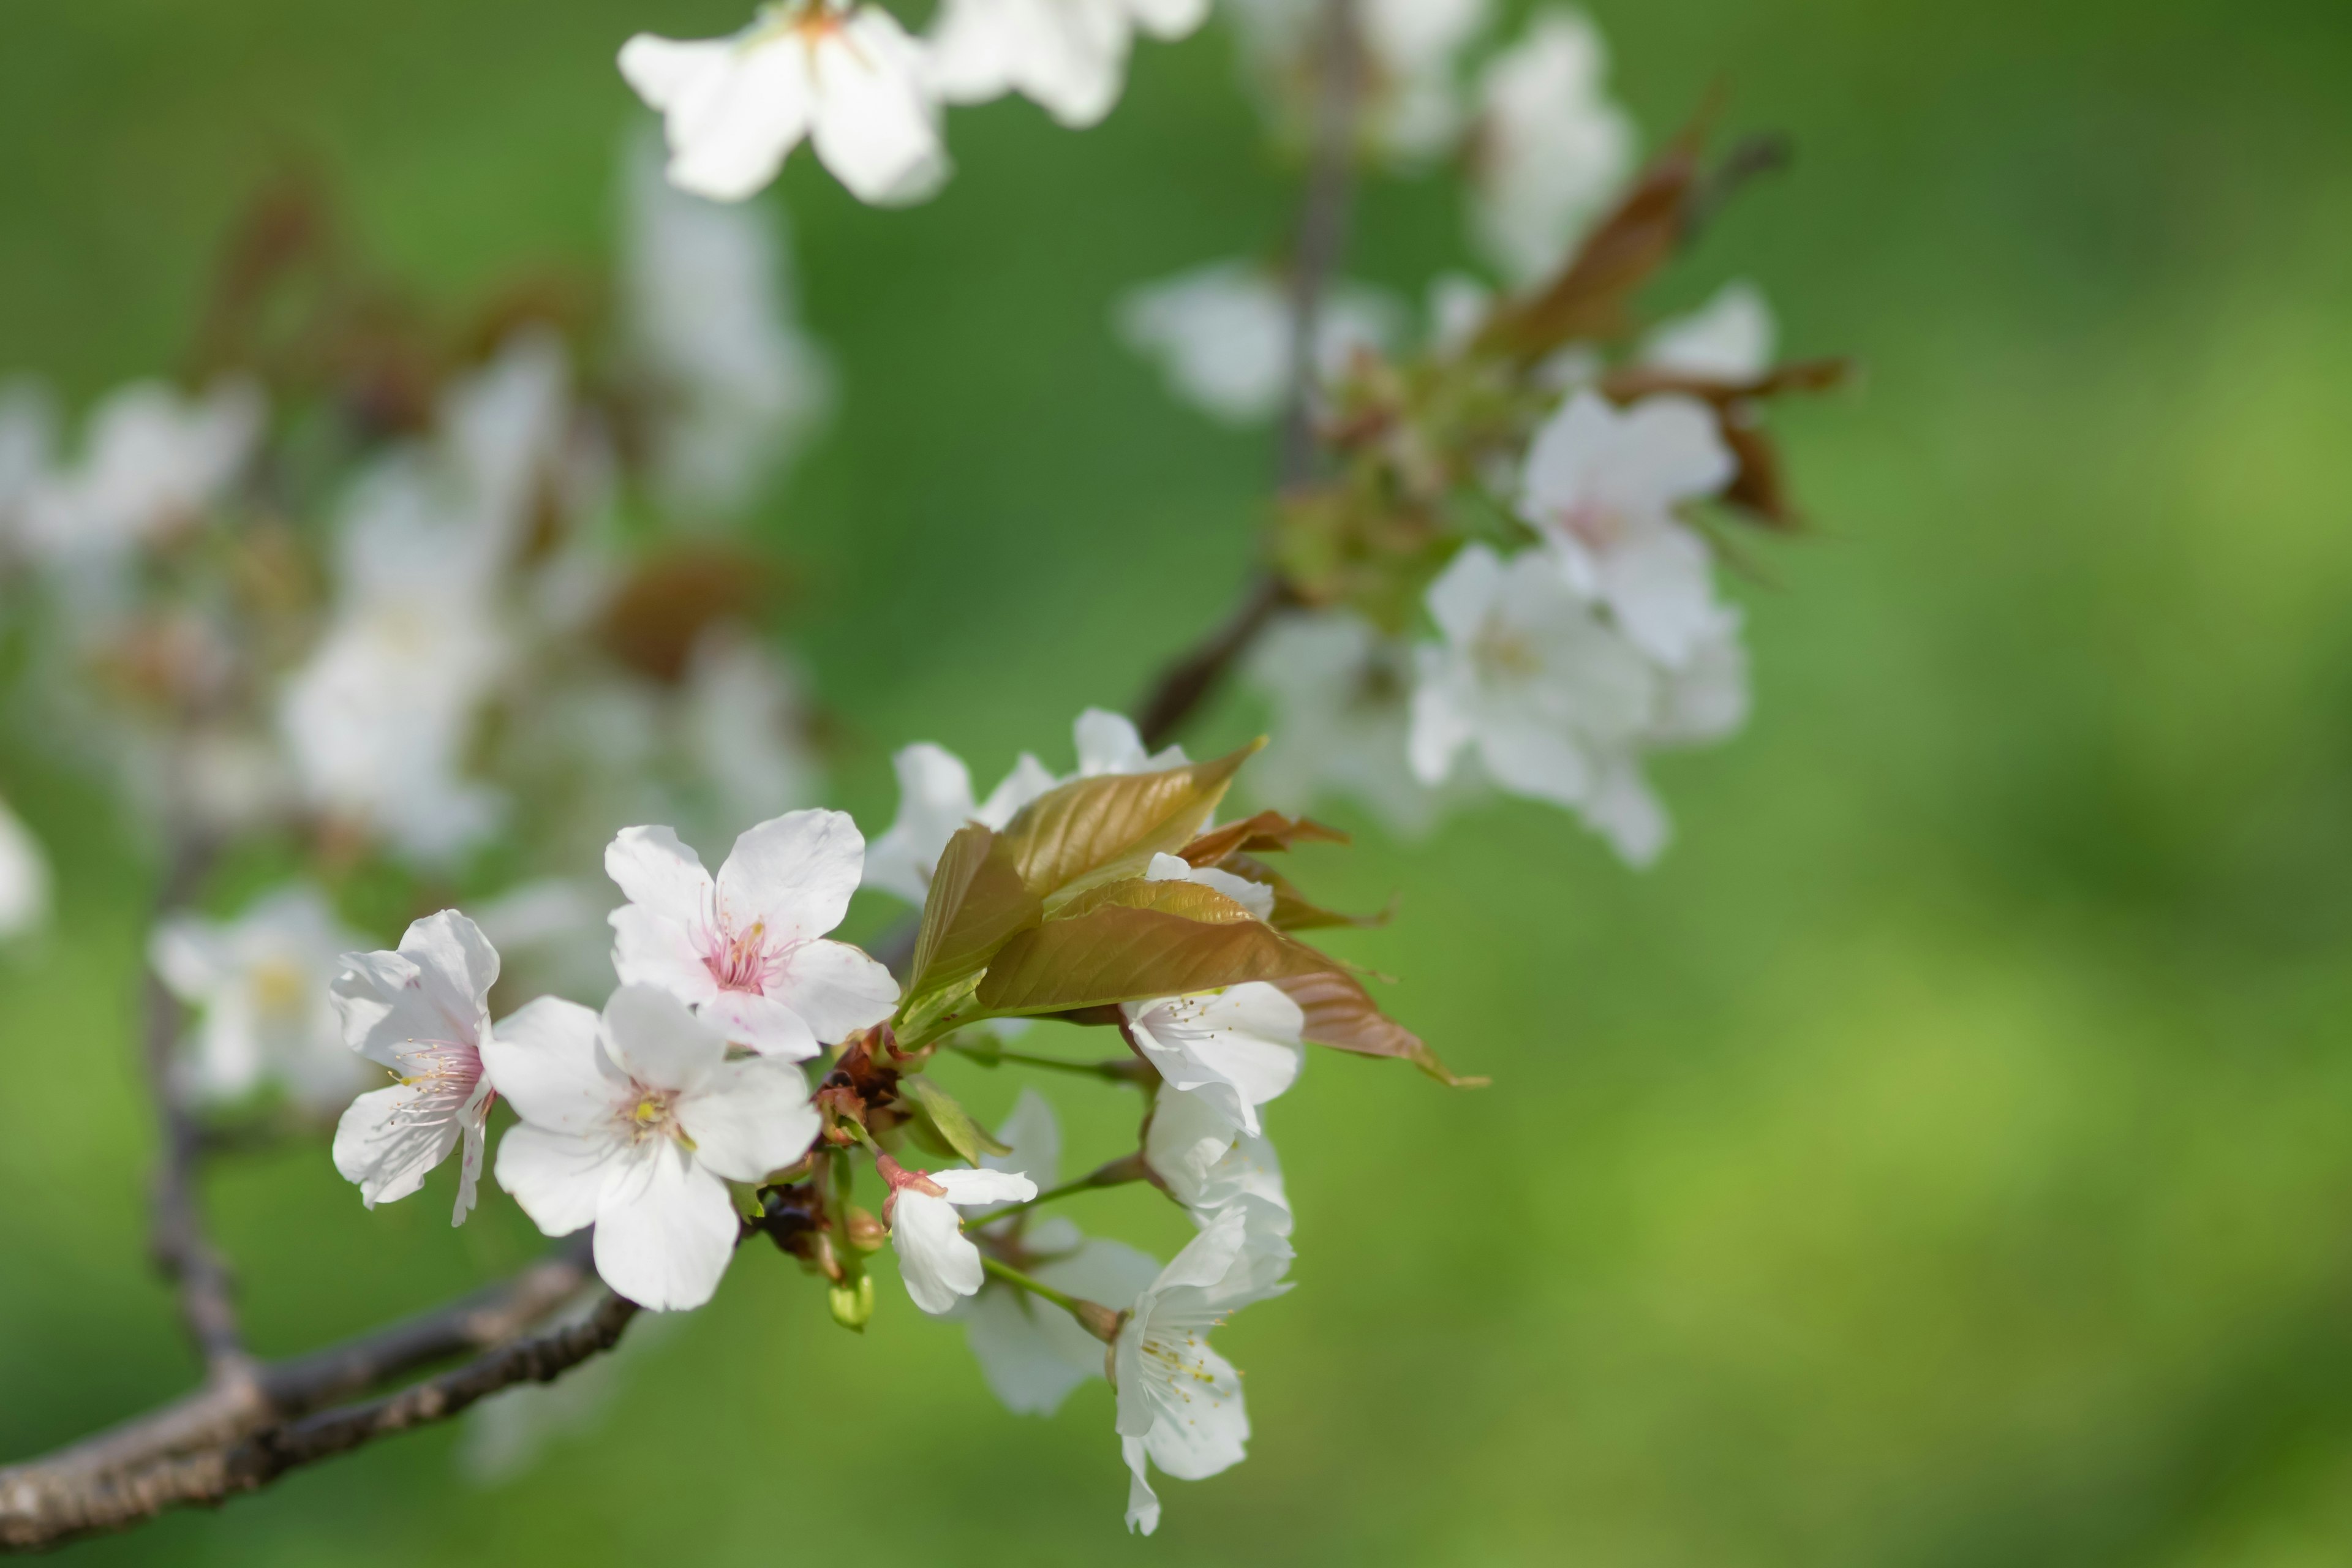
<box><xmin>1134</xmin><ymin>0</ymin><xmax>1362</xmax><ymax>752</ymax></box>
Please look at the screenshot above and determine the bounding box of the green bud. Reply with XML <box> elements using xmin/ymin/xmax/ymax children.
<box><xmin>828</xmin><ymin>1271</ymin><xmax>875</xmax><ymax>1333</ymax></box>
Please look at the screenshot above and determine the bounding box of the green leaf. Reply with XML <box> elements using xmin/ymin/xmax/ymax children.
<box><xmin>1054</xmin><ymin>875</ymin><xmax>1264</xmax><ymax>927</ymax></box>
<box><xmin>902</xmin><ymin>1075</ymin><xmax>1011</xmax><ymax>1161</ymax></box>
<box><xmin>975</xmin><ymin>900</ymin><xmax>1333</xmax><ymax>1016</ymax></box>
<box><xmin>999</xmin><ymin>742</ymin><xmax>1262</xmax><ymax>909</ymax></box>
<box><xmin>907</xmin><ymin>824</ymin><xmax>1043</xmax><ymax>1000</ymax></box>
<box><xmin>1270</xmin><ymin>970</ymin><xmax>1487</xmax><ymax>1087</ymax></box>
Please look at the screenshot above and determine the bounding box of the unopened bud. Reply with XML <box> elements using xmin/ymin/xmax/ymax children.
<box><xmin>828</xmin><ymin>1271</ymin><xmax>875</xmax><ymax>1333</ymax></box>
<box><xmin>1073</xmin><ymin>1299</ymin><xmax>1126</xmax><ymax>1345</ymax></box>
<box><xmin>845</xmin><ymin>1207</ymin><xmax>887</xmax><ymax>1253</ymax></box>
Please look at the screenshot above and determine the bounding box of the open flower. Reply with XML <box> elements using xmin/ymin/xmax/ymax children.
<box><xmin>927</xmin><ymin>0</ymin><xmax>1208</xmax><ymax>129</ymax></box>
<box><xmin>1517</xmin><ymin>391</ymin><xmax>1735</xmax><ymax>666</ymax></box>
<box><xmin>330</xmin><ymin>911</ymin><xmax>503</xmax><ymax>1224</ymax></box>
<box><xmin>488</xmin><ymin>985</ymin><xmax>818</xmax><ymax>1311</ymax></box>
<box><xmin>606</xmin><ymin>810</ymin><xmax>900</xmax><ymax>1059</ymax></box>
<box><xmin>1144</xmin><ymin>1085</ymin><xmax>1292</xmax><ymax>1232</ymax></box>
<box><xmin>153</xmin><ymin>884</ymin><xmax>369</xmax><ymax>1111</ymax></box>
<box><xmin>1121</xmin><ymin>982</ymin><xmax>1305</xmax><ymax>1138</ymax></box>
<box><xmin>1114</xmin><ymin>1196</ymin><xmax>1294</xmax><ymax>1534</ymax></box>
<box><xmin>880</xmin><ymin>1155</ymin><xmax>1038</xmax><ymax>1314</ymax></box>
<box><xmin>1245</xmin><ymin>609</ymin><xmax>1456</xmax><ymax>836</ymax></box>
<box><xmin>954</xmin><ymin>1091</ymin><xmax>1164</xmax><ymax>1413</ymax></box>
<box><xmin>1469</xmin><ymin>8</ymin><xmax>1634</xmax><ymax>284</ymax></box>
<box><xmin>621</xmin><ymin>2</ymin><xmax>948</xmax><ymax>206</ymax></box>
<box><xmin>1117</xmin><ymin>260</ymin><xmax>1402</xmax><ymax>426</ymax></box>
<box><xmin>863</xmin><ymin>741</ymin><xmax>1056</xmax><ymax>903</ymax></box>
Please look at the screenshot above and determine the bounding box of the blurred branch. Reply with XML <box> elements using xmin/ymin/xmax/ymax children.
<box><xmin>0</xmin><ymin>1239</ymin><xmax>612</xmax><ymax>1551</ymax></box>
<box><xmin>1134</xmin><ymin>0</ymin><xmax>1362</xmax><ymax>752</ymax></box>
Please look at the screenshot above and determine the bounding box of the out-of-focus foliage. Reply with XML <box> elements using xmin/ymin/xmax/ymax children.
<box><xmin>2</xmin><ymin>0</ymin><xmax>2351</xmax><ymax>1564</ymax></box>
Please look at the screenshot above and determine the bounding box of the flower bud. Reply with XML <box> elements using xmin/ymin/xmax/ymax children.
<box><xmin>844</xmin><ymin>1207</ymin><xmax>887</xmax><ymax>1253</ymax></box>
<box><xmin>828</xmin><ymin>1271</ymin><xmax>875</xmax><ymax>1333</ymax></box>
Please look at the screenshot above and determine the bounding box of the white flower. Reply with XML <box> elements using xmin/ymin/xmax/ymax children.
<box><xmin>1144</xmin><ymin>1084</ymin><xmax>1291</xmax><ymax>1230</ymax></box>
<box><xmin>0</xmin><ymin>793</ymin><xmax>50</xmax><ymax>941</ymax></box>
<box><xmin>1408</xmin><ymin>542</ymin><xmax>1656</xmax><ymax>812</ymax></box>
<box><xmin>1071</xmin><ymin>706</ymin><xmax>1188</xmax><ymax>777</ymax></box>
<box><xmin>605</xmin><ymin>809</ymin><xmax>899</xmax><ymax>1059</ymax></box>
<box><xmin>1245</xmin><ymin>609</ymin><xmax>1452</xmax><ymax>837</ymax></box>
<box><xmin>1142</xmin><ymin>851</ymin><xmax>1273</xmax><ymax>921</ymax></box>
<box><xmin>1116</xmin><ymin>260</ymin><xmax>1403</xmax><ymax>425</ymax></box>
<box><xmin>928</xmin><ymin>0</ymin><xmax>1208</xmax><ymax>128</ymax></box>
<box><xmin>1643</xmin><ymin>280</ymin><xmax>1776</xmax><ymax>382</ymax></box>
<box><xmin>679</xmin><ymin>625</ymin><xmax>824</xmax><ymax>831</ymax></box>
<box><xmin>621</xmin><ymin>2</ymin><xmax>949</xmax><ymax>207</ymax></box>
<box><xmin>863</xmin><ymin>741</ymin><xmax>1057</xmax><ymax>903</ymax></box>
<box><xmin>1469</xmin><ymin>8</ymin><xmax>1634</xmax><ymax>284</ymax></box>
<box><xmin>954</xmin><ymin>1091</ymin><xmax>1164</xmax><ymax>1412</ymax></box>
<box><xmin>151</xmin><ymin>884</ymin><xmax>368</xmax><ymax>1111</ymax></box>
<box><xmin>19</xmin><ymin>378</ymin><xmax>263</xmax><ymax>564</ymax></box>
<box><xmin>622</xmin><ymin>133</ymin><xmax>832</xmax><ymax>515</ymax></box>
<box><xmin>1516</xmin><ymin>390</ymin><xmax>1735</xmax><ymax>666</ymax></box>
<box><xmin>1225</xmin><ymin>0</ymin><xmax>1490</xmax><ymax>165</ymax></box>
<box><xmin>879</xmin><ymin>1154</ymin><xmax>1038</xmax><ymax>1314</ymax></box>
<box><xmin>1114</xmin><ymin>1196</ymin><xmax>1294</xmax><ymax>1534</ymax></box>
<box><xmin>1121</xmin><ymin>982</ymin><xmax>1304</xmax><ymax>1138</ymax></box>
<box><xmin>329</xmin><ymin>911</ymin><xmax>503</xmax><ymax>1224</ymax></box>
<box><xmin>488</xmin><ymin>984</ymin><xmax>819</xmax><ymax>1311</ymax></box>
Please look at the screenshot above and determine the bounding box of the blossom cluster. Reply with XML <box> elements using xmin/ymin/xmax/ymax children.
<box><xmin>311</xmin><ymin>720</ymin><xmax>1439</xmax><ymax>1532</ymax></box>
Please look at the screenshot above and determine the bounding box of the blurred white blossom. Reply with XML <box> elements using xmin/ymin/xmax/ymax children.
<box><xmin>1246</xmin><ymin>609</ymin><xmax>1451</xmax><ymax>835</ymax></box>
<box><xmin>1517</xmin><ymin>390</ymin><xmax>1736</xmax><ymax>666</ymax></box>
<box><xmin>1643</xmin><ymin>281</ymin><xmax>1777</xmax><ymax>382</ymax></box>
<box><xmin>622</xmin><ymin>2</ymin><xmax>949</xmax><ymax>206</ymax></box>
<box><xmin>1117</xmin><ymin>260</ymin><xmax>1402</xmax><ymax>424</ymax></box>
<box><xmin>151</xmin><ymin>884</ymin><xmax>366</xmax><ymax>1110</ymax></box>
<box><xmin>622</xmin><ymin>136</ymin><xmax>832</xmax><ymax>516</ymax></box>
<box><xmin>0</xmin><ymin>793</ymin><xmax>50</xmax><ymax>941</ymax></box>
<box><xmin>679</xmin><ymin>625</ymin><xmax>824</xmax><ymax>831</ymax></box>
<box><xmin>1225</xmin><ymin>0</ymin><xmax>1491</xmax><ymax>164</ymax></box>
<box><xmin>1469</xmin><ymin>8</ymin><xmax>1634</xmax><ymax>285</ymax></box>
<box><xmin>19</xmin><ymin>378</ymin><xmax>262</xmax><ymax>567</ymax></box>
<box><xmin>929</xmin><ymin>0</ymin><xmax>1209</xmax><ymax>128</ymax></box>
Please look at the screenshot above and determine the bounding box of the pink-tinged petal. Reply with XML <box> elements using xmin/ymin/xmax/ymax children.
<box><xmin>930</xmin><ymin>1167</ymin><xmax>1036</xmax><ymax>1208</ymax></box>
<box><xmin>333</xmin><ymin>1082</ymin><xmax>462</xmax><ymax>1210</ymax></box>
<box><xmin>480</xmin><ymin>996</ymin><xmax>614</xmax><ymax>1133</ymax></box>
<box><xmin>592</xmin><ymin>1142</ymin><xmax>741</xmax><ymax>1311</ymax></box>
<box><xmin>769</xmin><ymin>938</ymin><xmax>899</xmax><ymax>1044</ymax></box>
<box><xmin>714</xmin><ymin>809</ymin><xmax>866</xmax><ymax>944</ymax></box>
<box><xmin>396</xmin><ymin>910</ymin><xmax>499</xmax><ymax>1040</ymax></box>
<box><xmin>697</xmin><ymin>989</ymin><xmax>821</xmax><ymax>1060</ymax></box>
<box><xmin>609</xmin><ymin>902</ymin><xmax>720</xmax><ymax>1006</ymax></box>
<box><xmin>891</xmin><ymin>1189</ymin><xmax>982</xmax><ymax>1314</ymax></box>
<box><xmin>676</xmin><ymin>1057</ymin><xmax>818</xmax><ymax>1183</ymax></box>
<box><xmin>494</xmin><ymin>1122</ymin><xmax>612</xmax><ymax>1237</ymax></box>
<box><xmin>602</xmin><ymin>984</ymin><xmax>727</xmax><ymax>1093</ymax></box>
<box><xmin>604</xmin><ymin>824</ymin><xmax>715</xmax><ymax>928</ymax></box>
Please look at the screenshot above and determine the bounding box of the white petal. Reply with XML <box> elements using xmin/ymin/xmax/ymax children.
<box><xmin>1604</xmin><ymin>394</ymin><xmax>1736</xmax><ymax>511</ymax></box>
<box><xmin>602</xmin><ymin>984</ymin><xmax>728</xmax><ymax>1093</ymax></box>
<box><xmin>769</xmin><ymin>937</ymin><xmax>899</xmax><ymax>1044</ymax></box>
<box><xmin>1407</xmin><ymin>654</ymin><xmax>1479</xmax><ymax>786</ymax></box>
<box><xmin>1580</xmin><ymin>753</ymin><xmax>1670</xmax><ymax>868</ymax></box>
<box><xmin>1073</xmin><ymin>707</ymin><xmax>1149</xmax><ymax>775</ymax></box>
<box><xmin>1423</xmin><ymin>541</ymin><xmax>1506</xmax><ymax>644</ymax></box>
<box><xmin>931</xmin><ymin>1167</ymin><xmax>1038</xmax><ymax>1208</ymax></box>
<box><xmin>617</xmin><ymin>34</ymin><xmax>729</xmax><ymax>110</ymax></box>
<box><xmin>494</xmin><ymin>1122</ymin><xmax>613</xmax><ymax>1237</ymax></box>
<box><xmin>480</xmin><ymin>995</ymin><xmax>615</xmax><ymax>1133</ymax></box>
<box><xmin>892</xmin><ymin>1189</ymin><xmax>984</xmax><ymax>1314</ymax></box>
<box><xmin>864</xmin><ymin>742</ymin><xmax>977</xmax><ymax>902</ymax></box>
<box><xmin>1594</xmin><ymin>520</ymin><xmax>1721</xmax><ymax>666</ymax></box>
<box><xmin>714</xmin><ymin>808</ymin><xmax>865</xmax><ymax>943</ymax></box>
<box><xmin>333</xmin><ymin>1083</ymin><xmax>462</xmax><ymax>1210</ymax></box>
<box><xmin>697</xmin><ymin>989</ymin><xmax>823</xmax><ymax>1060</ymax></box>
<box><xmin>609</xmin><ymin>902</ymin><xmax>721</xmax><ymax>1006</ymax></box>
<box><xmin>809</xmin><ymin>13</ymin><xmax>949</xmax><ymax>207</ymax></box>
<box><xmin>1140</xmin><ymin>1339</ymin><xmax>1250</xmax><ymax>1480</ymax></box>
<box><xmin>452</xmin><ymin>1084</ymin><xmax>491</xmax><ymax>1226</ymax></box>
<box><xmin>1122</xmin><ymin>1436</ymin><xmax>1161</xmax><ymax>1535</ymax></box>
<box><xmin>397</xmin><ymin>908</ymin><xmax>499</xmax><ymax>1030</ymax></box>
<box><xmin>1144</xmin><ymin>1085</ymin><xmax>1239</xmax><ymax>1209</ymax></box>
<box><xmin>1128</xmin><ymin>0</ymin><xmax>1209</xmax><ymax>40</ymax></box>
<box><xmin>676</xmin><ymin>1056</ymin><xmax>817</xmax><ymax>1182</ymax></box>
<box><xmin>661</xmin><ymin>35</ymin><xmax>820</xmax><ymax>204</ymax></box>
<box><xmin>976</xmin><ymin>752</ymin><xmax>1057</xmax><ymax>827</ymax></box>
<box><xmin>592</xmin><ymin>1142</ymin><xmax>742</xmax><ymax>1311</ymax></box>
<box><xmin>604</xmin><ymin>824</ymin><xmax>715</xmax><ymax>927</ymax></box>
<box><xmin>1125</xmin><ymin>985</ymin><xmax>1304</xmax><ymax>1137</ymax></box>
<box><xmin>1475</xmin><ymin>715</ymin><xmax>1596</xmax><ymax>808</ymax></box>
<box><xmin>959</xmin><ymin>1280</ymin><xmax>1096</xmax><ymax>1416</ymax></box>
<box><xmin>1643</xmin><ymin>281</ymin><xmax>1776</xmax><ymax>380</ymax></box>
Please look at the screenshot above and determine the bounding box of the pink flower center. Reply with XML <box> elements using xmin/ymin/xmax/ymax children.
<box><xmin>387</xmin><ymin>1041</ymin><xmax>489</xmax><ymax>1131</ymax></box>
<box><xmin>704</xmin><ymin>921</ymin><xmax>782</xmax><ymax>995</ymax></box>
<box><xmin>1558</xmin><ymin>500</ymin><xmax>1627</xmax><ymax>551</ymax></box>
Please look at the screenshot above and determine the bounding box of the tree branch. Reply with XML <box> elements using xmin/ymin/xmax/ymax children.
<box><xmin>1134</xmin><ymin>0</ymin><xmax>1363</xmax><ymax>752</ymax></box>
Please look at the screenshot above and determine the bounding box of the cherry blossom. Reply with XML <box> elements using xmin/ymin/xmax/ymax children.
<box><xmin>1114</xmin><ymin>1196</ymin><xmax>1294</xmax><ymax>1534</ymax></box>
<box><xmin>330</xmin><ymin>911</ymin><xmax>503</xmax><ymax>1224</ymax></box>
<box><xmin>605</xmin><ymin>810</ymin><xmax>899</xmax><ymax>1059</ymax></box>
<box><xmin>1245</xmin><ymin>609</ymin><xmax>1452</xmax><ymax>837</ymax></box>
<box><xmin>622</xmin><ymin>134</ymin><xmax>832</xmax><ymax>515</ymax></box>
<box><xmin>927</xmin><ymin>0</ymin><xmax>1208</xmax><ymax>129</ymax></box>
<box><xmin>18</xmin><ymin>378</ymin><xmax>263</xmax><ymax>565</ymax></box>
<box><xmin>863</xmin><ymin>741</ymin><xmax>1056</xmax><ymax>903</ymax></box>
<box><xmin>1469</xmin><ymin>8</ymin><xmax>1634</xmax><ymax>284</ymax></box>
<box><xmin>152</xmin><ymin>884</ymin><xmax>369</xmax><ymax>1111</ymax></box>
<box><xmin>621</xmin><ymin>2</ymin><xmax>948</xmax><ymax>207</ymax></box>
<box><xmin>1144</xmin><ymin>1084</ymin><xmax>1292</xmax><ymax>1231</ymax></box>
<box><xmin>1517</xmin><ymin>390</ymin><xmax>1736</xmax><ymax>666</ymax></box>
<box><xmin>488</xmin><ymin>985</ymin><xmax>818</xmax><ymax>1311</ymax></box>
<box><xmin>1227</xmin><ymin>0</ymin><xmax>1491</xmax><ymax>165</ymax></box>
<box><xmin>1643</xmin><ymin>280</ymin><xmax>1777</xmax><ymax>382</ymax></box>
<box><xmin>878</xmin><ymin>1154</ymin><xmax>1038</xmax><ymax>1314</ymax></box>
<box><xmin>1121</xmin><ymin>982</ymin><xmax>1305</xmax><ymax>1138</ymax></box>
<box><xmin>1117</xmin><ymin>260</ymin><xmax>1403</xmax><ymax>425</ymax></box>
<box><xmin>0</xmin><ymin>792</ymin><xmax>50</xmax><ymax>941</ymax></box>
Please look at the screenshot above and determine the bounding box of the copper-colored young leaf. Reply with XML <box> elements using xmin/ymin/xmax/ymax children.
<box><xmin>999</xmin><ymin>741</ymin><xmax>1262</xmax><ymax>908</ymax></box>
<box><xmin>1054</xmin><ymin>875</ymin><xmax>1265</xmax><ymax>927</ymax></box>
<box><xmin>1178</xmin><ymin>810</ymin><xmax>1350</xmax><ymax>867</ymax></box>
<box><xmin>907</xmin><ymin>824</ymin><xmax>1043</xmax><ymax>999</ymax></box>
<box><xmin>1271</xmin><ymin>970</ymin><xmax>1487</xmax><ymax>1087</ymax></box>
<box><xmin>974</xmin><ymin>902</ymin><xmax>1333</xmax><ymax>1016</ymax></box>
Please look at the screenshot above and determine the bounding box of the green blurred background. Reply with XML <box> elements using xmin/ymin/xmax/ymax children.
<box><xmin>7</xmin><ymin>0</ymin><xmax>2352</xmax><ymax>1561</ymax></box>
